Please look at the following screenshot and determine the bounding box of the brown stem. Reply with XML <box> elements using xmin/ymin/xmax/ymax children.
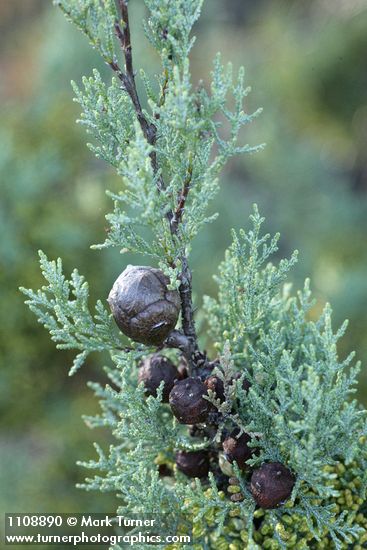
<box><xmin>115</xmin><ymin>2</ymin><xmax>142</xmax><ymax>123</ymax></box>
<box><xmin>171</xmin><ymin>156</ymin><xmax>193</xmax><ymax>234</ymax></box>
<box><xmin>177</xmin><ymin>259</ymin><xmax>200</xmax><ymax>372</ymax></box>
<box><xmin>170</xmin><ymin>159</ymin><xmax>199</xmax><ymax>368</ymax></box>
<box><xmin>117</xmin><ymin>1</ymin><xmax>132</xmax><ymax>74</ymax></box>
<box><xmin>113</xmin><ymin>1</ymin><xmax>202</xmax><ymax>370</ymax></box>
<box><xmin>164</xmin><ymin>330</ymin><xmax>191</xmax><ymax>355</ymax></box>
<box><xmin>155</xmin><ymin>68</ymin><xmax>169</xmax><ymax>118</ymax></box>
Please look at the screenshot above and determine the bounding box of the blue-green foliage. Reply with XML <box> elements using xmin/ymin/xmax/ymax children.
<box><xmin>204</xmin><ymin>206</ymin><xmax>299</xmax><ymax>356</ymax></box>
<box><xmin>143</xmin><ymin>0</ymin><xmax>203</xmax><ymax>64</ymax></box>
<box><xmin>20</xmin><ymin>251</ymin><xmax>127</xmax><ymax>375</ymax></box>
<box><xmin>204</xmin><ymin>208</ymin><xmax>364</xmax><ymax>490</ymax></box>
<box><xmin>22</xmin><ymin>212</ymin><xmax>366</xmax><ymax>548</ymax></box>
<box><xmin>21</xmin><ymin>1</ymin><xmax>367</xmax><ymax>548</ymax></box>
<box><xmin>56</xmin><ymin>0</ymin><xmax>118</xmax><ymax>63</ymax></box>
<box><xmin>203</xmin><ymin>209</ymin><xmax>366</xmax><ymax>546</ymax></box>
<box><xmin>59</xmin><ymin>0</ymin><xmax>263</xmax><ymax>273</ymax></box>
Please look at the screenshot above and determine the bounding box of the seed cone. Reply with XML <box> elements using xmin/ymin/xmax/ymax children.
<box><xmin>222</xmin><ymin>428</ymin><xmax>255</xmax><ymax>469</ymax></box>
<box><xmin>108</xmin><ymin>265</ymin><xmax>180</xmax><ymax>345</ymax></box>
<box><xmin>250</xmin><ymin>462</ymin><xmax>295</xmax><ymax>509</ymax></box>
<box><xmin>169</xmin><ymin>377</ymin><xmax>213</xmax><ymax>424</ymax></box>
<box><xmin>175</xmin><ymin>450</ymin><xmax>210</xmax><ymax>478</ymax></box>
<box><xmin>138</xmin><ymin>354</ymin><xmax>178</xmax><ymax>402</ymax></box>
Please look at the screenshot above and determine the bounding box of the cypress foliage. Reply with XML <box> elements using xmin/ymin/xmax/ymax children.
<box><xmin>21</xmin><ymin>1</ymin><xmax>367</xmax><ymax>548</ymax></box>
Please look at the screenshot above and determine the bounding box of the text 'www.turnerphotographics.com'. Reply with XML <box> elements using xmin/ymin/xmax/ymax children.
<box><xmin>4</xmin><ymin>514</ymin><xmax>192</xmax><ymax>546</ymax></box>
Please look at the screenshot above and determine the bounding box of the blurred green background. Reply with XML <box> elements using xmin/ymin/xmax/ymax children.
<box><xmin>1</xmin><ymin>0</ymin><xmax>367</xmax><ymax>525</ymax></box>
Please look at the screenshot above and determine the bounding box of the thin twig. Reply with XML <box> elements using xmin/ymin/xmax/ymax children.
<box><xmin>60</xmin><ymin>0</ymin><xmax>201</xmax><ymax>366</ymax></box>
<box><xmin>112</xmin><ymin>1</ymin><xmax>202</xmax><ymax>370</ymax></box>
<box><xmin>118</xmin><ymin>0</ymin><xmax>133</xmax><ymax>74</ymax></box>
<box><xmin>164</xmin><ymin>330</ymin><xmax>191</xmax><ymax>355</ymax></box>
<box><xmin>169</xmin><ymin>159</ymin><xmax>197</xmax><ymax>364</ymax></box>
<box><xmin>171</xmin><ymin>156</ymin><xmax>193</xmax><ymax>234</ymax></box>
<box><xmin>154</xmin><ymin>68</ymin><xmax>169</xmax><ymax>120</ymax></box>
<box><xmin>114</xmin><ymin>1</ymin><xmax>168</xmax><ymax>198</ymax></box>
<box><xmin>115</xmin><ymin>1</ymin><xmax>145</xmax><ymax>129</ymax></box>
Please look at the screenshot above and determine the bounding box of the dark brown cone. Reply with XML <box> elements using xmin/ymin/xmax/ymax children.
<box><xmin>222</xmin><ymin>428</ymin><xmax>254</xmax><ymax>469</ymax></box>
<box><xmin>250</xmin><ymin>462</ymin><xmax>295</xmax><ymax>509</ymax></box>
<box><xmin>169</xmin><ymin>377</ymin><xmax>213</xmax><ymax>424</ymax></box>
<box><xmin>138</xmin><ymin>354</ymin><xmax>178</xmax><ymax>402</ymax></box>
<box><xmin>175</xmin><ymin>450</ymin><xmax>210</xmax><ymax>478</ymax></box>
<box><xmin>197</xmin><ymin>357</ymin><xmax>220</xmax><ymax>381</ymax></box>
<box><xmin>204</xmin><ymin>375</ymin><xmax>225</xmax><ymax>402</ymax></box>
<box><xmin>108</xmin><ymin>265</ymin><xmax>180</xmax><ymax>346</ymax></box>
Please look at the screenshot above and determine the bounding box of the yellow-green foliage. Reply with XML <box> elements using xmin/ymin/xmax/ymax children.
<box><xmin>168</xmin><ymin>459</ymin><xmax>366</xmax><ymax>550</ymax></box>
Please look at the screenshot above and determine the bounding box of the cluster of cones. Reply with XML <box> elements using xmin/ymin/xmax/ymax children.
<box><xmin>107</xmin><ymin>266</ymin><xmax>295</xmax><ymax>510</ymax></box>
<box><xmin>139</xmin><ymin>353</ymin><xmax>295</xmax><ymax>510</ymax></box>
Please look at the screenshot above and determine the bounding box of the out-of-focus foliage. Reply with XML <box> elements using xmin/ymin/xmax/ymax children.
<box><xmin>1</xmin><ymin>0</ymin><xmax>367</xmax><ymax>527</ymax></box>
<box><xmin>0</xmin><ymin>2</ymin><xmax>120</xmax><ymax>522</ymax></box>
<box><xmin>195</xmin><ymin>0</ymin><xmax>367</xmax><ymax>373</ymax></box>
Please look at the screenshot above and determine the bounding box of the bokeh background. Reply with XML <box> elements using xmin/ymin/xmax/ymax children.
<box><xmin>1</xmin><ymin>0</ymin><xmax>367</xmax><ymax>529</ymax></box>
